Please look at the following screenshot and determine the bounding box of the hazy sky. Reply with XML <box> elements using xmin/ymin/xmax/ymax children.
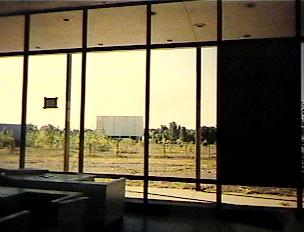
<box><xmin>0</xmin><ymin>47</ymin><xmax>216</xmax><ymax>130</ymax></box>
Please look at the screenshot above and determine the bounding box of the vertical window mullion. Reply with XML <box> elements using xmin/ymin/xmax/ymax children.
<box><xmin>20</xmin><ymin>13</ymin><xmax>30</xmax><ymax>169</ymax></box>
<box><xmin>144</xmin><ymin>3</ymin><xmax>152</xmax><ymax>204</ymax></box>
<box><xmin>79</xmin><ymin>9</ymin><xmax>88</xmax><ymax>173</ymax></box>
<box><xmin>216</xmin><ymin>0</ymin><xmax>222</xmax><ymax>209</ymax></box>
<box><xmin>196</xmin><ymin>47</ymin><xmax>202</xmax><ymax>191</ymax></box>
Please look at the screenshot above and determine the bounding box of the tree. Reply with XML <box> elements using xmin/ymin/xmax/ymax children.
<box><xmin>168</xmin><ymin>121</ymin><xmax>179</xmax><ymax>142</ymax></box>
<box><xmin>179</xmin><ymin>127</ymin><xmax>188</xmax><ymax>142</ymax></box>
<box><xmin>84</xmin><ymin>129</ymin><xmax>111</xmax><ymax>155</ymax></box>
<box><xmin>201</xmin><ymin>126</ymin><xmax>217</xmax><ymax>158</ymax></box>
<box><xmin>36</xmin><ymin>124</ymin><xmax>64</xmax><ymax>149</ymax></box>
<box><xmin>0</xmin><ymin>129</ymin><xmax>15</xmax><ymax>151</ymax></box>
<box><xmin>160</xmin><ymin>125</ymin><xmax>168</xmax><ymax>133</ymax></box>
<box><xmin>187</xmin><ymin>130</ymin><xmax>195</xmax><ymax>143</ymax></box>
<box><xmin>201</xmin><ymin>126</ymin><xmax>216</xmax><ymax>145</ymax></box>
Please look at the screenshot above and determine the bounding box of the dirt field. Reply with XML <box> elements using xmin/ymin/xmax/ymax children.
<box><xmin>0</xmin><ymin>144</ymin><xmax>297</xmax><ymax>197</ymax></box>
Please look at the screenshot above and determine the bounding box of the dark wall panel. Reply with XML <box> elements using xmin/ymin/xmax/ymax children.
<box><xmin>218</xmin><ymin>39</ymin><xmax>301</xmax><ymax>186</ymax></box>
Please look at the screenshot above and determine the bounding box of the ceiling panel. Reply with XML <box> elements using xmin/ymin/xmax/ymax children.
<box><xmin>0</xmin><ymin>15</ymin><xmax>24</xmax><ymax>52</ymax></box>
<box><xmin>223</xmin><ymin>1</ymin><xmax>295</xmax><ymax>40</ymax></box>
<box><xmin>88</xmin><ymin>5</ymin><xmax>146</xmax><ymax>47</ymax></box>
<box><xmin>184</xmin><ymin>0</ymin><xmax>217</xmax><ymax>42</ymax></box>
<box><xmin>0</xmin><ymin>1</ymin><xmax>297</xmax><ymax>52</ymax></box>
<box><xmin>30</xmin><ymin>11</ymin><xmax>83</xmax><ymax>50</ymax></box>
<box><xmin>152</xmin><ymin>1</ymin><xmax>196</xmax><ymax>43</ymax></box>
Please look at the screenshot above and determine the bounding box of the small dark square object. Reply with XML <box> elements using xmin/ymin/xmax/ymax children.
<box><xmin>43</xmin><ymin>97</ymin><xmax>58</xmax><ymax>109</ymax></box>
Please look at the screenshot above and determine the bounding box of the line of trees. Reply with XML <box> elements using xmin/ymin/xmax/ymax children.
<box><xmin>1</xmin><ymin>122</ymin><xmax>216</xmax><ymax>157</ymax></box>
<box><xmin>26</xmin><ymin>124</ymin><xmax>111</xmax><ymax>153</ymax></box>
<box><xmin>149</xmin><ymin>121</ymin><xmax>217</xmax><ymax>145</ymax></box>
<box><xmin>18</xmin><ymin>122</ymin><xmax>217</xmax><ymax>148</ymax></box>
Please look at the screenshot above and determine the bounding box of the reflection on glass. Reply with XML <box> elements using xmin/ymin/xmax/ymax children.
<box><xmin>26</xmin><ymin>54</ymin><xmax>66</xmax><ymax>171</ymax></box>
<box><xmin>150</xmin><ymin>48</ymin><xmax>196</xmax><ymax>178</ymax></box>
<box><xmin>85</xmin><ymin>51</ymin><xmax>145</xmax><ymax>174</ymax></box>
<box><xmin>0</xmin><ymin>16</ymin><xmax>24</xmax><ymax>52</ymax></box>
<box><xmin>125</xmin><ymin>180</ymin><xmax>144</xmax><ymax>199</ymax></box>
<box><xmin>30</xmin><ymin>11</ymin><xmax>82</xmax><ymax>51</ymax></box>
<box><xmin>223</xmin><ymin>1</ymin><xmax>295</xmax><ymax>40</ymax></box>
<box><xmin>152</xmin><ymin>1</ymin><xmax>217</xmax><ymax>44</ymax></box>
<box><xmin>201</xmin><ymin>47</ymin><xmax>217</xmax><ymax>180</ymax></box>
<box><xmin>0</xmin><ymin>57</ymin><xmax>23</xmax><ymax>168</ymax></box>
<box><xmin>222</xmin><ymin>186</ymin><xmax>296</xmax><ymax>208</ymax></box>
<box><xmin>88</xmin><ymin>6</ymin><xmax>146</xmax><ymax>47</ymax></box>
<box><xmin>148</xmin><ymin>181</ymin><xmax>215</xmax><ymax>203</ymax></box>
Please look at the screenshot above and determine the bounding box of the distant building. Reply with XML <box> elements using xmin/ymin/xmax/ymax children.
<box><xmin>96</xmin><ymin>116</ymin><xmax>143</xmax><ymax>139</ymax></box>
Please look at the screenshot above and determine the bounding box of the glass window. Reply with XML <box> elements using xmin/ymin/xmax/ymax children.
<box><xmin>85</xmin><ymin>50</ymin><xmax>145</xmax><ymax>175</ymax></box>
<box><xmin>26</xmin><ymin>54</ymin><xmax>67</xmax><ymax>171</ymax></box>
<box><xmin>223</xmin><ymin>1</ymin><xmax>295</xmax><ymax>40</ymax></box>
<box><xmin>30</xmin><ymin>11</ymin><xmax>82</xmax><ymax>51</ymax></box>
<box><xmin>150</xmin><ymin>48</ymin><xmax>196</xmax><ymax>178</ymax></box>
<box><xmin>0</xmin><ymin>56</ymin><xmax>23</xmax><ymax>168</ymax></box>
<box><xmin>152</xmin><ymin>1</ymin><xmax>217</xmax><ymax>44</ymax></box>
<box><xmin>0</xmin><ymin>16</ymin><xmax>24</xmax><ymax>52</ymax></box>
<box><xmin>69</xmin><ymin>53</ymin><xmax>82</xmax><ymax>172</ymax></box>
<box><xmin>88</xmin><ymin>6</ymin><xmax>146</xmax><ymax>47</ymax></box>
<box><xmin>26</xmin><ymin>53</ymin><xmax>81</xmax><ymax>172</ymax></box>
<box><xmin>201</xmin><ymin>47</ymin><xmax>217</xmax><ymax>180</ymax></box>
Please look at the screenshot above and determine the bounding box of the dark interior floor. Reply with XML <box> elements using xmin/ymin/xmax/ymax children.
<box><xmin>103</xmin><ymin>200</ymin><xmax>304</xmax><ymax>232</ymax></box>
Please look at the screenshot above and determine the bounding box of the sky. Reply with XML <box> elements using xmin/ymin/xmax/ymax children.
<box><xmin>0</xmin><ymin>47</ymin><xmax>217</xmax><ymax>130</ymax></box>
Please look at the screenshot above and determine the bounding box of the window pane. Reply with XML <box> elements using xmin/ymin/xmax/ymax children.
<box><xmin>85</xmin><ymin>51</ymin><xmax>145</xmax><ymax>175</ymax></box>
<box><xmin>69</xmin><ymin>54</ymin><xmax>82</xmax><ymax>172</ymax></box>
<box><xmin>201</xmin><ymin>47</ymin><xmax>217</xmax><ymax>180</ymax></box>
<box><xmin>0</xmin><ymin>57</ymin><xmax>23</xmax><ymax>168</ymax></box>
<box><xmin>152</xmin><ymin>1</ymin><xmax>217</xmax><ymax>44</ymax></box>
<box><xmin>150</xmin><ymin>48</ymin><xmax>196</xmax><ymax>178</ymax></box>
<box><xmin>223</xmin><ymin>1</ymin><xmax>295</xmax><ymax>40</ymax></box>
<box><xmin>88</xmin><ymin>6</ymin><xmax>146</xmax><ymax>47</ymax></box>
<box><xmin>0</xmin><ymin>16</ymin><xmax>24</xmax><ymax>52</ymax></box>
<box><xmin>26</xmin><ymin>54</ymin><xmax>66</xmax><ymax>171</ymax></box>
<box><xmin>30</xmin><ymin>11</ymin><xmax>82</xmax><ymax>51</ymax></box>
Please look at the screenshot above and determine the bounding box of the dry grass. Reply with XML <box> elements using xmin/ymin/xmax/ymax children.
<box><xmin>0</xmin><ymin>144</ymin><xmax>296</xmax><ymax>197</ymax></box>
